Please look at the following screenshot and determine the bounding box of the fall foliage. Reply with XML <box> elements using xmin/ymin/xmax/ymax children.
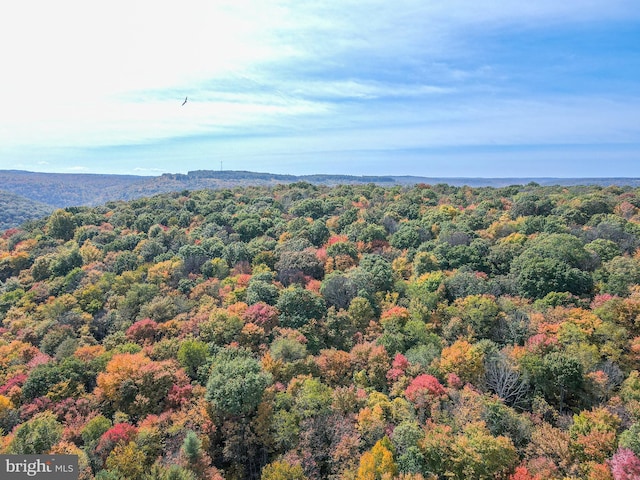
<box><xmin>1</xmin><ymin>182</ymin><xmax>640</xmax><ymax>479</ymax></box>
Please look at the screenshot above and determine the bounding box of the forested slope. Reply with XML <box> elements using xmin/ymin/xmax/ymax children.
<box><xmin>0</xmin><ymin>190</ymin><xmax>55</xmax><ymax>230</ymax></box>
<box><xmin>2</xmin><ymin>168</ymin><xmax>640</xmax><ymax>213</ymax></box>
<box><xmin>1</xmin><ymin>182</ymin><xmax>640</xmax><ymax>479</ymax></box>
<box><xmin>0</xmin><ymin>170</ymin><xmax>144</xmax><ymax>208</ymax></box>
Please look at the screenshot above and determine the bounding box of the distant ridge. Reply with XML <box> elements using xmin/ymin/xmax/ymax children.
<box><xmin>163</xmin><ymin>170</ymin><xmax>397</xmax><ymax>184</ymax></box>
<box><xmin>0</xmin><ymin>170</ymin><xmax>142</xmax><ymax>208</ymax></box>
<box><xmin>1</xmin><ymin>170</ymin><xmax>639</xmax><ymax>225</ymax></box>
<box><xmin>390</xmin><ymin>176</ymin><xmax>640</xmax><ymax>187</ymax></box>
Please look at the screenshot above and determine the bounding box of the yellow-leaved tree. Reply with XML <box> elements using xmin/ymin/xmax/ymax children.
<box><xmin>356</xmin><ymin>437</ymin><xmax>398</xmax><ymax>480</ymax></box>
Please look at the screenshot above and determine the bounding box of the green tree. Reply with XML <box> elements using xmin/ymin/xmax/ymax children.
<box><xmin>585</xmin><ymin>238</ymin><xmax>621</xmax><ymax>263</ymax></box>
<box><xmin>391</xmin><ymin>223</ymin><xmax>422</xmax><ymax>249</ymax></box>
<box><xmin>392</xmin><ymin>421</ymin><xmax>425</xmax><ymax>474</ymax></box>
<box><xmin>597</xmin><ymin>255</ymin><xmax>640</xmax><ymax>296</ymax></box>
<box><xmin>235</xmin><ymin>217</ymin><xmax>264</xmax><ymax>242</ymax></box>
<box><xmin>450</xmin><ymin>424</ymin><xmax>518</xmax><ymax>480</ymax></box>
<box><xmin>177</xmin><ymin>339</ymin><xmax>209</xmax><ymax>381</ymax></box>
<box><xmin>326</xmin><ymin>240</ymin><xmax>358</xmax><ymax>262</ymax></box>
<box><xmin>421</xmin><ymin>422</ymin><xmax>518</xmax><ymax>480</ymax></box>
<box><xmin>9</xmin><ymin>411</ymin><xmax>63</xmax><ymax>454</ymax></box>
<box><xmin>49</xmin><ymin>247</ymin><xmax>83</xmax><ymax>278</ymax></box>
<box><xmin>277</xmin><ymin>285</ymin><xmax>327</xmax><ymax>329</ymax></box>
<box><xmin>619</xmin><ymin>422</ymin><xmax>640</xmax><ymax>456</ymax></box>
<box><xmin>348</xmin><ymin>296</ymin><xmax>376</xmax><ymax>332</ymax></box>
<box><xmin>359</xmin><ymin>254</ymin><xmax>395</xmax><ymax>293</ymax></box>
<box><xmin>223</xmin><ymin>241</ymin><xmax>251</xmax><ymax>267</ymax></box>
<box><xmin>164</xmin><ymin>466</ymin><xmax>198</xmax><ymax>480</ymax></box>
<box><xmin>292</xmin><ymin>377</ymin><xmax>333</xmax><ymax>419</ymax></box>
<box><xmin>307</xmin><ymin>219</ymin><xmax>330</xmax><ymax>246</ymax></box>
<box><xmin>446</xmin><ymin>294</ymin><xmax>502</xmax><ymax>341</ymax></box>
<box><xmin>290</xmin><ymin>198</ymin><xmax>325</xmax><ymax>219</ymax></box>
<box><xmin>181</xmin><ymin>430</ymin><xmax>203</xmax><ymax>464</ymax></box>
<box><xmin>412</xmin><ymin>251</ymin><xmax>440</xmax><ymax>276</ymax></box>
<box><xmin>22</xmin><ymin>356</ymin><xmax>94</xmax><ymax>401</ymax></box>
<box><xmin>511</xmin><ymin>233</ymin><xmax>594</xmax><ymax>298</ymax></box>
<box><xmin>540</xmin><ymin>352</ymin><xmax>584</xmax><ymax>411</ymax></box>
<box><xmin>47</xmin><ymin>209</ymin><xmax>76</xmax><ymax>240</ymax></box>
<box><xmin>144</xmin><ymin>464</ymin><xmax>199</xmax><ymax>480</ymax></box>
<box><xmin>510</xmin><ymin>192</ymin><xmax>553</xmax><ymax>218</ymax></box>
<box><xmin>270</xmin><ymin>336</ymin><xmax>308</xmax><ymax>363</ymax></box>
<box><xmin>205</xmin><ymin>348</ymin><xmax>271</xmax><ymax>417</ymax></box>
<box><xmin>178</xmin><ymin>244</ymin><xmax>209</xmax><ymax>274</ymax></box>
<box><xmin>245</xmin><ymin>279</ymin><xmax>279</xmax><ymax>305</ymax></box>
<box><xmin>201</xmin><ymin>257</ymin><xmax>230</xmax><ymax>279</ymax></box>
<box><xmin>81</xmin><ymin>415</ymin><xmax>112</xmax><ymax>446</ymax></box>
<box><xmin>513</xmin><ymin>257</ymin><xmax>593</xmax><ymax>299</ymax></box>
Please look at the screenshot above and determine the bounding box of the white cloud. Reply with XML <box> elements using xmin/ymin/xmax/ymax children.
<box><xmin>0</xmin><ymin>0</ymin><xmax>638</xmax><ymax>161</ymax></box>
<box><xmin>133</xmin><ymin>167</ymin><xmax>165</xmax><ymax>173</ymax></box>
<box><xmin>176</xmin><ymin>95</ymin><xmax>640</xmax><ymax>156</ymax></box>
<box><xmin>282</xmin><ymin>79</ymin><xmax>452</xmax><ymax>100</ymax></box>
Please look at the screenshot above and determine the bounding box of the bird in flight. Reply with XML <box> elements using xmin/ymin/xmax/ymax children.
<box><xmin>182</xmin><ymin>96</ymin><xmax>188</xmax><ymax>106</ymax></box>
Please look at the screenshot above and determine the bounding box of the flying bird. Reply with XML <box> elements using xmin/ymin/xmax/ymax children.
<box><xmin>182</xmin><ymin>96</ymin><xmax>188</xmax><ymax>106</ymax></box>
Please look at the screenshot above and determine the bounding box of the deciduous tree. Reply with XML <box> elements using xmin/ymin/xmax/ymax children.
<box><xmin>205</xmin><ymin>348</ymin><xmax>271</xmax><ymax>417</ymax></box>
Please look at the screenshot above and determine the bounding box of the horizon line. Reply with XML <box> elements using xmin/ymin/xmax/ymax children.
<box><xmin>2</xmin><ymin>168</ymin><xmax>640</xmax><ymax>181</ymax></box>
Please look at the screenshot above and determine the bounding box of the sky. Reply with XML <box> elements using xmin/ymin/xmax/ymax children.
<box><xmin>0</xmin><ymin>0</ymin><xmax>639</xmax><ymax>177</ymax></box>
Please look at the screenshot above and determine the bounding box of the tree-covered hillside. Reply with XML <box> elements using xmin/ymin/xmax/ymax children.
<box><xmin>2</xmin><ymin>168</ymin><xmax>640</xmax><ymax>217</ymax></box>
<box><xmin>0</xmin><ymin>170</ymin><xmax>399</xmax><ymax>214</ymax></box>
<box><xmin>0</xmin><ymin>170</ymin><xmax>144</xmax><ymax>208</ymax></box>
<box><xmin>0</xmin><ymin>190</ymin><xmax>55</xmax><ymax>230</ymax></box>
<box><xmin>1</xmin><ymin>182</ymin><xmax>640</xmax><ymax>479</ymax></box>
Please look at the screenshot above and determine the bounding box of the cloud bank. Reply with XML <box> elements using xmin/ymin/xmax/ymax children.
<box><xmin>0</xmin><ymin>0</ymin><xmax>638</xmax><ymax>175</ymax></box>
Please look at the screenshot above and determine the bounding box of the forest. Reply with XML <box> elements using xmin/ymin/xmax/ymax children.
<box><xmin>1</xmin><ymin>181</ymin><xmax>640</xmax><ymax>479</ymax></box>
<box><xmin>3</xmin><ymin>169</ymin><xmax>639</xmax><ymax>224</ymax></box>
<box><xmin>0</xmin><ymin>170</ymin><xmax>400</xmax><ymax>216</ymax></box>
<box><xmin>0</xmin><ymin>191</ymin><xmax>54</xmax><ymax>231</ymax></box>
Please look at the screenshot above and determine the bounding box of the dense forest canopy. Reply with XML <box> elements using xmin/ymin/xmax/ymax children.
<box><xmin>1</xmin><ymin>182</ymin><xmax>640</xmax><ymax>479</ymax></box>
<box><xmin>0</xmin><ymin>190</ymin><xmax>54</xmax><ymax>230</ymax></box>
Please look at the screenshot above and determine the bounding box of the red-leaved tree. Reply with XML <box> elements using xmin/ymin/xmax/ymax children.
<box><xmin>610</xmin><ymin>448</ymin><xmax>640</xmax><ymax>480</ymax></box>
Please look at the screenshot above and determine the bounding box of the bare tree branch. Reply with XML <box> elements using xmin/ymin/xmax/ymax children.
<box><xmin>485</xmin><ymin>356</ymin><xmax>529</xmax><ymax>407</ymax></box>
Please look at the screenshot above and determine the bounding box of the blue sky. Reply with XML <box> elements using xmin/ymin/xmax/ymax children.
<box><xmin>0</xmin><ymin>0</ymin><xmax>639</xmax><ymax>177</ymax></box>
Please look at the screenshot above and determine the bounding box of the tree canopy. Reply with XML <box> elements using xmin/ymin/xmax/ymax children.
<box><xmin>0</xmin><ymin>181</ymin><xmax>640</xmax><ymax>479</ymax></box>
